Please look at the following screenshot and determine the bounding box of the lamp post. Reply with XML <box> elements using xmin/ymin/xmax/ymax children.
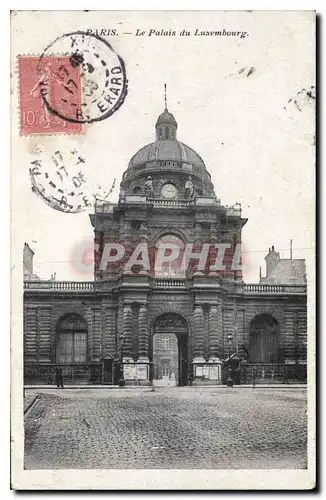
<box><xmin>227</xmin><ymin>334</ymin><xmax>234</xmax><ymax>387</ymax></box>
<box><xmin>118</xmin><ymin>334</ymin><xmax>125</xmax><ymax>387</ymax></box>
<box><xmin>149</xmin><ymin>360</ymin><xmax>155</xmax><ymax>391</ymax></box>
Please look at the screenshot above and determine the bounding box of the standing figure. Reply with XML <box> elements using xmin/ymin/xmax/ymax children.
<box><xmin>144</xmin><ymin>175</ymin><xmax>154</xmax><ymax>198</ymax></box>
<box><xmin>55</xmin><ymin>366</ymin><xmax>64</xmax><ymax>388</ymax></box>
<box><xmin>185</xmin><ymin>176</ymin><xmax>194</xmax><ymax>199</ymax></box>
<box><xmin>29</xmin><ymin>65</ymin><xmax>52</xmax><ymax>127</ymax></box>
<box><xmin>188</xmin><ymin>371</ymin><xmax>194</xmax><ymax>386</ymax></box>
<box><xmin>119</xmin><ymin>186</ymin><xmax>125</xmax><ymax>202</ymax></box>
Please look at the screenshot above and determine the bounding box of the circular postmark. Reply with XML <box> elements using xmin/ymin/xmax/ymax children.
<box><xmin>29</xmin><ymin>145</ymin><xmax>92</xmax><ymax>213</ymax></box>
<box><xmin>37</xmin><ymin>31</ymin><xmax>128</xmax><ymax>124</ymax></box>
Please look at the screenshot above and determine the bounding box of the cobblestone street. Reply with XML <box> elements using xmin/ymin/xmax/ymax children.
<box><xmin>24</xmin><ymin>388</ymin><xmax>307</xmax><ymax>470</ymax></box>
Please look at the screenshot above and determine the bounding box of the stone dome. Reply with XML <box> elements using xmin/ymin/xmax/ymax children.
<box><xmin>128</xmin><ymin>140</ymin><xmax>206</xmax><ymax>170</ymax></box>
<box><xmin>121</xmin><ymin>105</ymin><xmax>215</xmax><ymax>198</ymax></box>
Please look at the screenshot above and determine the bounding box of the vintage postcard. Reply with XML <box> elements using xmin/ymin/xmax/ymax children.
<box><xmin>11</xmin><ymin>10</ymin><xmax>316</xmax><ymax>490</ymax></box>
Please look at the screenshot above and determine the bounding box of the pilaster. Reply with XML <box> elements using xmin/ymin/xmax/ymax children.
<box><xmin>138</xmin><ymin>303</ymin><xmax>149</xmax><ymax>361</ymax></box>
<box><xmin>123</xmin><ymin>304</ymin><xmax>133</xmax><ymax>358</ymax></box>
<box><xmin>192</xmin><ymin>305</ymin><xmax>205</xmax><ymax>362</ymax></box>
<box><xmin>208</xmin><ymin>304</ymin><xmax>221</xmax><ymax>359</ymax></box>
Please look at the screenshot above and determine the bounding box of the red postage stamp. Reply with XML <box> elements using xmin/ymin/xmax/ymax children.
<box><xmin>18</xmin><ymin>56</ymin><xmax>83</xmax><ymax>135</ymax></box>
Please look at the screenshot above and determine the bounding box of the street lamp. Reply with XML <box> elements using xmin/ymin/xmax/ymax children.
<box><xmin>118</xmin><ymin>334</ymin><xmax>125</xmax><ymax>387</ymax></box>
<box><xmin>149</xmin><ymin>360</ymin><xmax>155</xmax><ymax>392</ymax></box>
<box><xmin>226</xmin><ymin>334</ymin><xmax>234</xmax><ymax>387</ymax></box>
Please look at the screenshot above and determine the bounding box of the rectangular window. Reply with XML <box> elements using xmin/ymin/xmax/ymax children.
<box><xmin>162</xmin><ymin>336</ymin><xmax>172</xmax><ymax>349</ymax></box>
<box><xmin>74</xmin><ymin>332</ymin><xmax>87</xmax><ymax>363</ymax></box>
<box><xmin>56</xmin><ymin>332</ymin><xmax>87</xmax><ymax>363</ymax></box>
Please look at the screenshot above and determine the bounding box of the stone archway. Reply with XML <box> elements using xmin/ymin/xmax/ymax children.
<box><xmin>151</xmin><ymin>313</ymin><xmax>189</xmax><ymax>387</ymax></box>
<box><xmin>249</xmin><ymin>314</ymin><xmax>280</xmax><ymax>363</ymax></box>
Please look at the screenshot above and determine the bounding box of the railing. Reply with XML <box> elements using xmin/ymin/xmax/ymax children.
<box><xmin>95</xmin><ymin>198</ymin><xmax>195</xmax><ymax>209</ymax></box>
<box><xmin>24</xmin><ymin>280</ymin><xmax>94</xmax><ymax>291</ymax></box>
<box><xmin>122</xmin><ymin>160</ymin><xmax>210</xmax><ymax>182</ymax></box>
<box><xmin>244</xmin><ymin>284</ymin><xmax>306</xmax><ymax>294</ymax></box>
<box><xmin>24</xmin><ymin>280</ymin><xmax>306</xmax><ymax>293</ymax></box>
<box><xmin>240</xmin><ymin>363</ymin><xmax>307</xmax><ymax>384</ymax></box>
<box><xmin>150</xmin><ymin>199</ymin><xmax>194</xmax><ymax>209</ymax></box>
<box><xmin>226</xmin><ymin>205</ymin><xmax>242</xmax><ymax>216</ymax></box>
<box><xmin>154</xmin><ymin>278</ymin><xmax>188</xmax><ymax>289</ymax></box>
<box><xmin>94</xmin><ymin>201</ymin><xmax>114</xmax><ymax>213</ymax></box>
<box><xmin>24</xmin><ymin>363</ymin><xmax>102</xmax><ymax>385</ymax></box>
<box><xmin>244</xmin><ymin>284</ymin><xmax>285</xmax><ymax>293</ymax></box>
<box><xmin>221</xmin><ymin>362</ymin><xmax>307</xmax><ymax>385</ymax></box>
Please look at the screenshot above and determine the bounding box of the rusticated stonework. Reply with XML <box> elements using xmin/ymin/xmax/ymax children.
<box><xmin>23</xmin><ymin>104</ymin><xmax>307</xmax><ymax>386</ymax></box>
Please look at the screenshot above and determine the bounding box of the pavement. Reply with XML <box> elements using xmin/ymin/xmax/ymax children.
<box><xmin>24</xmin><ymin>387</ymin><xmax>307</xmax><ymax>470</ymax></box>
<box><xmin>24</xmin><ymin>383</ymin><xmax>306</xmax><ymax>390</ymax></box>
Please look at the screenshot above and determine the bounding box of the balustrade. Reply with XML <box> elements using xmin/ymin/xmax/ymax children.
<box><xmin>244</xmin><ymin>284</ymin><xmax>306</xmax><ymax>294</ymax></box>
<box><xmin>154</xmin><ymin>278</ymin><xmax>187</xmax><ymax>288</ymax></box>
<box><xmin>24</xmin><ymin>281</ymin><xmax>94</xmax><ymax>291</ymax></box>
<box><xmin>150</xmin><ymin>199</ymin><xmax>194</xmax><ymax>209</ymax></box>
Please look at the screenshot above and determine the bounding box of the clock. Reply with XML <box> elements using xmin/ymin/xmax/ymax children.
<box><xmin>161</xmin><ymin>183</ymin><xmax>177</xmax><ymax>199</ymax></box>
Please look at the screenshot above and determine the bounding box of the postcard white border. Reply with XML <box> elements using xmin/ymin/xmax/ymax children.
<box><xmin>6</xmin><ymin>2</ymin><xmax>319</xmax><ymax>492</ymax></box>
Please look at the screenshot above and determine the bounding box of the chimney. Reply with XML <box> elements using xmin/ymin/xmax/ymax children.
<box><xmin>23</xmin><ymin>243</ymin><xmax>35</xmax><ymax>278</ymax></box>
<box><xmin>265</xmin><ymin>245</ymin><xmax>280</xmax><ymax>277</ymax></box>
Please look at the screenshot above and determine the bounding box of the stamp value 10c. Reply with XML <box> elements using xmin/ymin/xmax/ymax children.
<box><xmin>18</xmin><ymin>56</ymin><xmax>82</xmax><ymax>136</ymax></box>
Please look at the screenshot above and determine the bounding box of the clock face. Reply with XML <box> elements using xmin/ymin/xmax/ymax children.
<box><xmin>161</xmin><ymin>183</ymin><xmax>177</xmax><ymax>199</ymax></box>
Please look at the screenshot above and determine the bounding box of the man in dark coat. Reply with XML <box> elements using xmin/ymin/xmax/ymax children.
<box><xmin>55</xmin><ymin>367</ymin><xmax>64</xmax><ymax>388</ymax></box>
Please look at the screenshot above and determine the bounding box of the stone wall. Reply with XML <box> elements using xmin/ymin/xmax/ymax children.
<box><xmin>23</xmin><ymin>286</ymin><xmax>307</xmax><ymax>384</ymax></box>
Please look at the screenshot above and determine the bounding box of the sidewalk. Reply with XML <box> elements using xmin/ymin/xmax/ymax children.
<box><xmin>24</xmin><ymin>384</ymin><xmax>307</xmax><ymax>390</ymax></box>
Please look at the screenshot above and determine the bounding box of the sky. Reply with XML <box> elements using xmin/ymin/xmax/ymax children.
<box><xmin>11</xmin><ymin>10</ymin><xmax>315</xmax><ymax>284</ymax></box>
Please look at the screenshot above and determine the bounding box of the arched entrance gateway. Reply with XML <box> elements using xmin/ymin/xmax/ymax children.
<box><xmin>151</xmin><ymin>313</ymin><xmax>189</xmax><ymax>387</ymax></box>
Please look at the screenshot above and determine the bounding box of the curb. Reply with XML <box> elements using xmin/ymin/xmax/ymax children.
<box><xmin>24</xmin><ymin>385</ymin><xmax>148</xmax><ymax>390</ymax></box>
<box><xmin>23</xmin><ymin>384</ymin><xmax>307</xmax><ymax>390</ymax></box>
<box><xmin>24</xmin><ymin>394</ymin><xmax>40</xmax><ymax>415</ymax></box>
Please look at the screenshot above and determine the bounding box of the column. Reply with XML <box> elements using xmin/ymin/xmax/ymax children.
<box><xmin>104</xmin><ymin>307</ymin><xmax>116</xmax><ymax>358</ymax></box>
<box><xmin>284</xmin><ymin>310</ymin><xmax>295</xmax><ymax>362</ymax></box>
<box><xmin>123</xmin><ymin>304</ymin><xmax>133</xmax><ymax>360</ymax></box>
<box><xmin>136</xmin><ymin>303</ymin><xmax>150</xmax><ymax>383</ymax></box>
<box><xmin>192</xmin><ymin>305</ymin><xmax>205</xmax><ymax>362</ymax></box>
<box><xmin>209</xmin><ymin>223</ymin><xmax>218</xmax><ymax>243</ymax></box>
<box><xmin>194</xmin><ymin>222</ymin><xmax>202</xmax><ymax>244</ymax></box>
<box><xmin>217</xmin><ymin>301</ymin><xmax>223</xmax><ymax>354</ymax></box>
<box><xmin>121</xmin><ymin>220</ymin><xmax>132</xmax><ymax>275</ymax></box>
<box><xmin>208</xmin><ymin>304</ymin><xmax>221</xmax><ymax>359</ymax></box>
<box><xmin>139</xmin><ymin>221</ymin><xmax>148</xmax><ymax>242</ymax></box>
<box><xmin>138</xmin><ymin>303</ymin><xmax>149</xmax><ymax>361</ymax></box>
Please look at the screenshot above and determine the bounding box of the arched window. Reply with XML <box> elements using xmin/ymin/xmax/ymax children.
<box><xmin>153</xmin><ymin>234</ymin><xmax>185</xmax><ymax>278</ymax></box>
<box><xmin>249</xmin><ymin>315</ymin><xmax>280</xmax><ymax>363</ymax></box>
<box><xmin>133</xmin><ymin>186</ymin><xmax>142</xmax><ymax>194</ymax></box>
<box><xmin>56</xmin><ymin>314</ymin><xmax>88</xmax><ymax>364</ymax></box>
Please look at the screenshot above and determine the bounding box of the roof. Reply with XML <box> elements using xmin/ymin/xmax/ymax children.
<box><xmin>128</xmin><ymin>139</ymin><xmax>206</xmax><ymax>170</ymax></box>
<box><xmin>261</xmin><ymin>259</ymin><xmax>306</xmax><ymax>285</ymax></box>
<box><xmin>24</xmin><ymin>242</ymin><xmax>34</xmax><ymax>255</ymax></box>
<box><xmin>155</xmin><ymin>108</ymin><xmax>178</xmax><ymax>128</ymax></box>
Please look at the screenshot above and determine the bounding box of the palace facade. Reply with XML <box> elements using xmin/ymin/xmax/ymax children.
<box><xmin>23</xmin><ymin>105</ymin><xmax>307</xmax><ymax>386</ymax></box>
